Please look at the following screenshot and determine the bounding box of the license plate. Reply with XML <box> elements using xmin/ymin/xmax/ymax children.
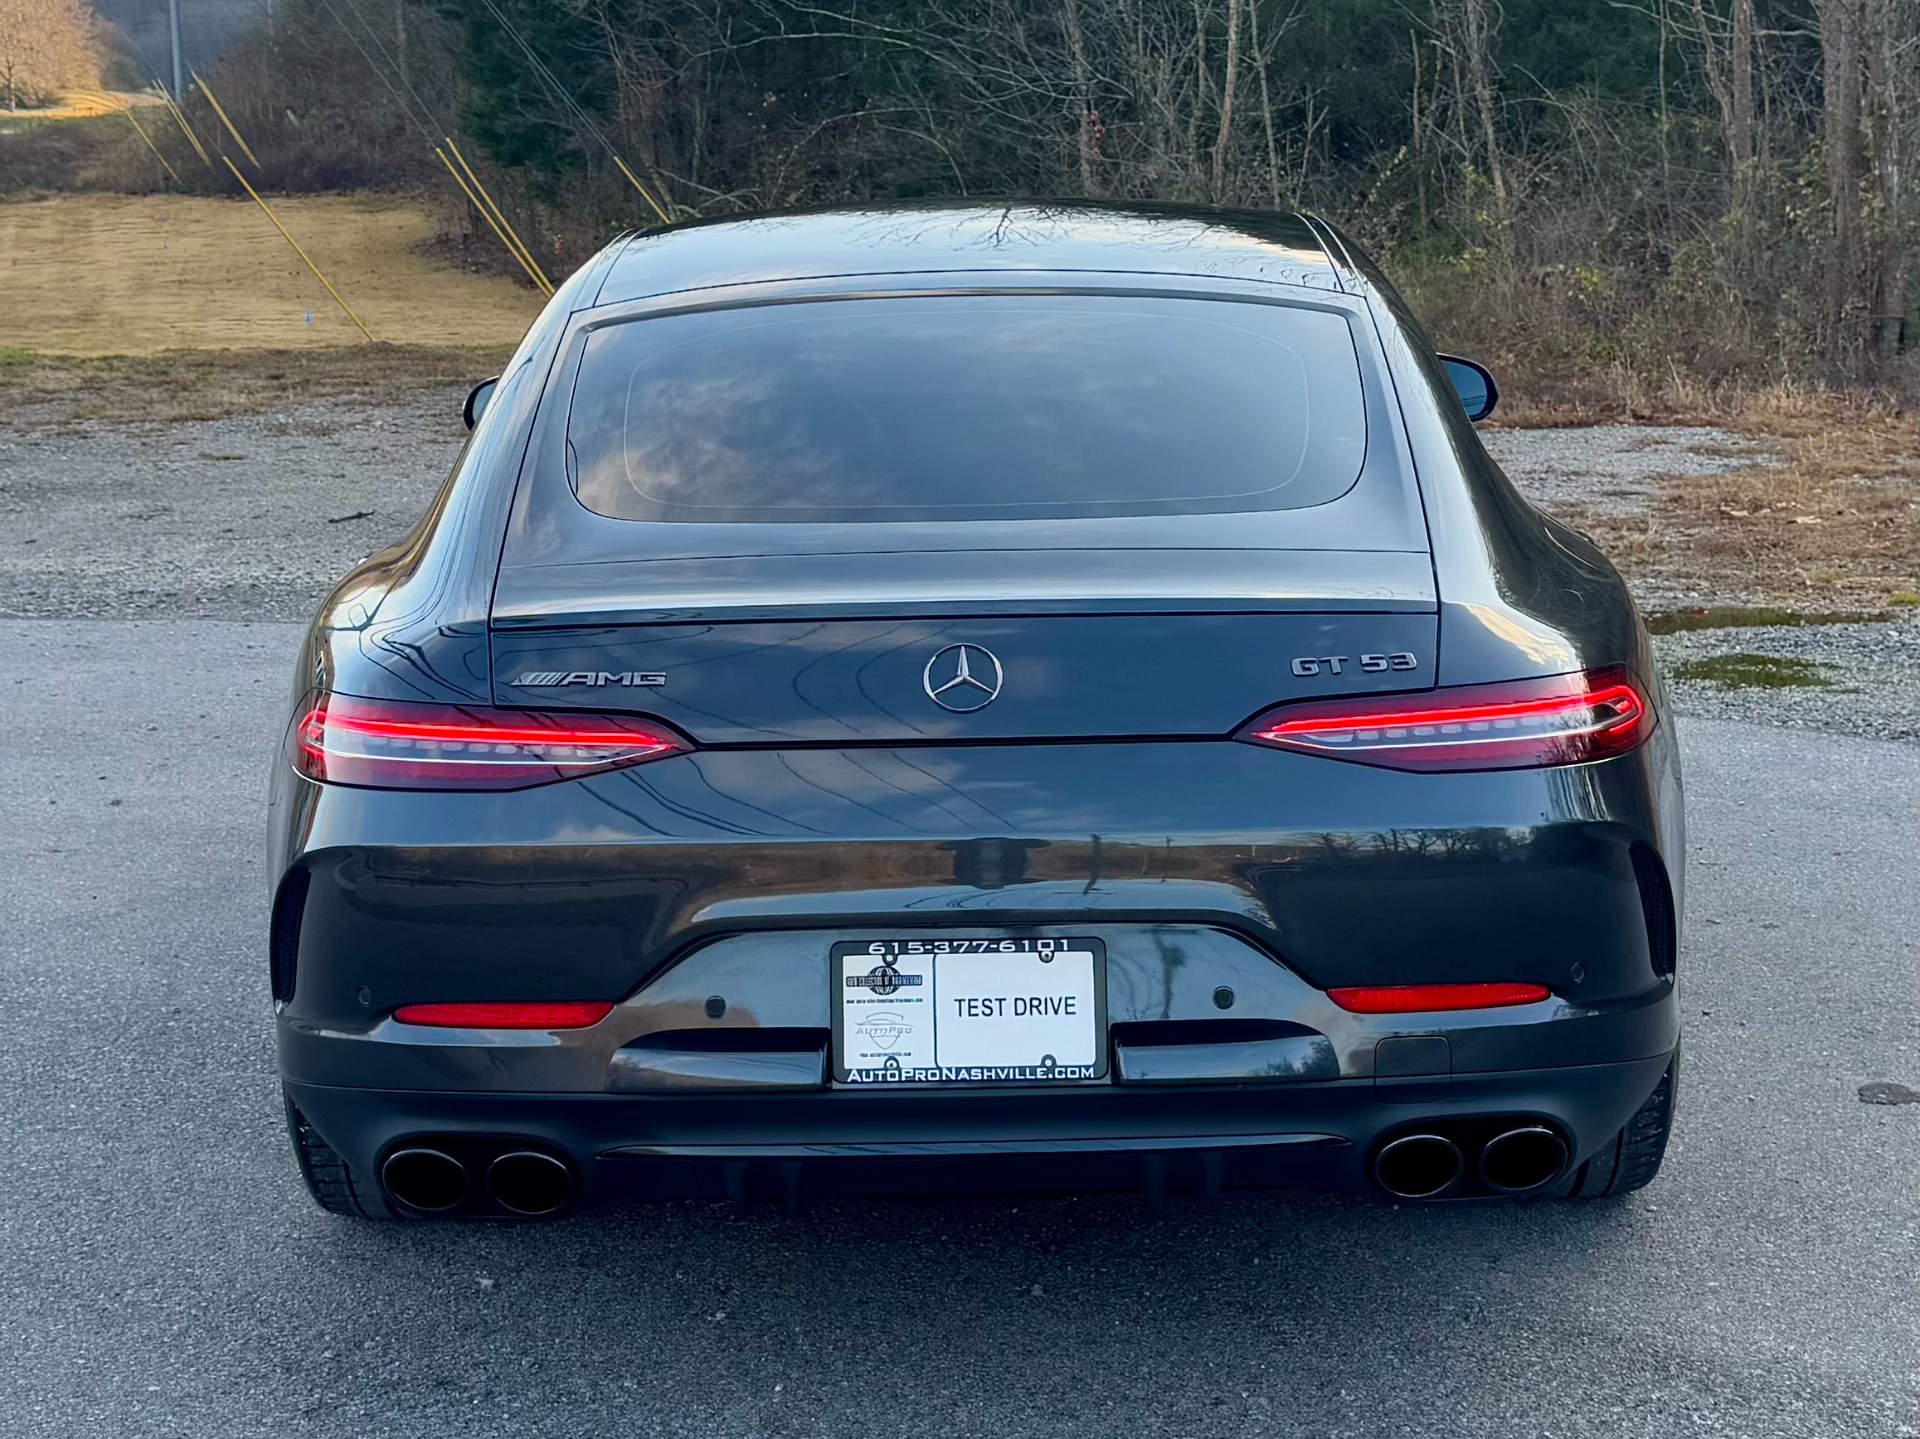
<box><xmin>832</xmin><ymin>938</ymin><xmax>1107</xmax><ymax>1085</ymax></box>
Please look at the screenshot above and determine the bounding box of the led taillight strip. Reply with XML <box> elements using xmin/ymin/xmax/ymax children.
<box><xmin>293</xmin><ymin>694</ymin><xmax>686</xmax><ymax>791</ymax></box>
<box><xmin>1256</xmin><ymin>683</ymin><xmax>1643</xmax><ymax>744</ymax></box>
<box><xmin>1238</xmin><ymin>667</ymin><xmax>1652</xmax><ymax>772</ymax></box>
<box><xmin>316</xmin><ymin>709</ymin><xmax>679</xmax><ymax>758</ymax></box>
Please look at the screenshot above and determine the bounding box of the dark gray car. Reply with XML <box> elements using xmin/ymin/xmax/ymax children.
<box><xmin>270</xmin><ymin>202</ymin><xmax>1681</xmax><ymax>1219</ymax></box>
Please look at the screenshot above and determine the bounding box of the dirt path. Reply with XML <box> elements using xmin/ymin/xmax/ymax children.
<box><xmin>0</xmin><ymin>193</ymin><xmax>542</xmax><ymax>354</ymax></box>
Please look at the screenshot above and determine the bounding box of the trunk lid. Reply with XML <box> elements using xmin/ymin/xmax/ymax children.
<box><xmin>489</xmin><ymin>548</ymin><xmax>1437</xmax><ymax>745</ymax></box>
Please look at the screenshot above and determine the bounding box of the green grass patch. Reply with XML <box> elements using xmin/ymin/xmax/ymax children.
<box><xmin>1648</xmin><ymin>605</ymin><xmax>1889</xmax><ymax>634</ymax></box>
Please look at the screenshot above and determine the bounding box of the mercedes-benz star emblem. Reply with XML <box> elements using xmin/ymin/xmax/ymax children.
<box><xmin>922</xmin><ymin>643</ymin><xmax>1004</xmax><ymax>713</ymax></box>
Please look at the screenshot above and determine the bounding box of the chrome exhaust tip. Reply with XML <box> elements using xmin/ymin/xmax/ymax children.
<box><xmin>381</xmin><ymin>1147</ymin><xmax>470</xmax><ymax>1213</ymax></box>
<box><xmin>1372</xmin><ymin>1133</ymin><xmax>1464</xmax><ymax>1199</ymax></box>
<box><xmin>1478</xmin><ymin>1126</ymin><xmax>1569</xmax><ymax>1193</ymax></box>
<box><xmin>484</xmin><ymin>1150</ymin><xmax>577</xmax><ymax>1217</ymax></box>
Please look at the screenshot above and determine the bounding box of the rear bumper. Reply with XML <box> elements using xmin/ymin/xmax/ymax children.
<box><xmin>281</xmin><ymin>921</ymin><xmax>1676</xmax><ymax>1207</ymax></box>
<box><xmin>270</xmin><ymin>735</ymin><xmax>1685</xmax><ymax>1025</ymax></box>
<box><xmin>286</xmin><ymin>1048</ymin><xmax>1673</xmax><ymax>1208</ymax></box>
<box><xmin>270</xmin><ymin>732</ymin><xmax>1683</xmax><ymax>1208</ymax></box>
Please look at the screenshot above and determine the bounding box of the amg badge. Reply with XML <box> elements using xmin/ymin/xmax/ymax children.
<box><xmin>510</xmin><ymin>671</ymin><xmax>667</xmax><ymax>688</ymax></box>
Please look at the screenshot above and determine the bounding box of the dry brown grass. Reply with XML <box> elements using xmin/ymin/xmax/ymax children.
<box><xmin>1491</xmin><ymin>367</ymin><xmax>1915</xmax><ymax>431</ymax></box>
<box><xmin>1542</xmin><ymin>392</ymin><xmax>1919</xmax><ymax>610</ymax></box>
<box><xmin>0</xmin><ymin>192</ymin><xmax>542</xmax><ymax>354</ymax></box>
<box><xmin>0</xmin><ymin>344</ymin><xmax>512</xmax><ymax>426</ymax></box>
<box><xmin>1</xmin><ymin>90</ymin><xmax>166</xmax><ymax>121</ymax></box>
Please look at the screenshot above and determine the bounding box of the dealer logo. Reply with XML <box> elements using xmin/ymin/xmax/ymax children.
<box><xmin>856</xmin><ymin>1011</ymin><xmax>914</xmax><ymax>1050</ymax></box>
<box><xmin>844</xmin><ymin>961</ymin><xmax>923</xmax><ymax>997</ymax></box>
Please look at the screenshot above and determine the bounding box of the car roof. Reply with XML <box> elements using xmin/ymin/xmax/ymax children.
<box><xmin>593</xmin><ymin>200</ymin><xmax>1350</xmax><ymax>306</ymax></box>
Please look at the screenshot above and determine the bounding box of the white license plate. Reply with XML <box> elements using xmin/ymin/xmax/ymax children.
<box><xmin>832</xmin><ymin>938</ymin><xmax>1107</xmax><ymax>1085</ymax></box>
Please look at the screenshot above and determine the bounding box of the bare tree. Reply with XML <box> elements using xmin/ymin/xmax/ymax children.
<box><xmin>1061</xmin><ymin>0</ymin><xmax>1097</xmax><ymax>194</ymax></box>
<box><xmin>1860</xmin><ymin>0</ymin><xmax>1918</xmax><ymax>357</ymax></box>
<box><xmin>1683</xmin><ymin>0</ymin><xmax>1757</xmax><ymax>211</ymax></box>
<box><xmin>0</xmin><ymin>0</ymin><xmax>99</xmax><ymax>112</ymax></box>
<box><xmin>1820</xmin><ymin>0</ymin><xmax>1867</xmax><ymax>353</ymax></box>
<box><xmin>1423</xmin><ymin>0</ymin><xmax>1507</xmax><ymax>219</ymax></box>
<box><xmin>1209</xmin><ymin>0</ymin><xmax>1242</xmax><ymax>199</ymax></box>
<box><xmin>1456</xmin><ymin>0</ymin><xmax>1507</xmax><ymax>214</ymax></box>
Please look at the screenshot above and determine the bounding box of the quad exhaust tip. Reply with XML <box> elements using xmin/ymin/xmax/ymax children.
<box><xmin>485</xmin><ymin>1150</ymin><xmax>578</xmax><ymax>1217</ymax></box>
<box><xmin>381</xmin><ymin>1147</ymin><xmax>470</xmax><ymax>1213</ymax></box>
<box><xmin>1372</xmin><ymin>1133</ymin><xmax>1464</xmax><ymax>1200</ymax></box>
<box><xmin>1478</xmin><ymin>1125</ymin><xmax>1568</xmax><ymax>1193</ymax></box>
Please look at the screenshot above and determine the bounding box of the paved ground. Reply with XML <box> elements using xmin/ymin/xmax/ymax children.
<box><xmin>0</xmin><ymin>392</ymin><xmax>459</xmax><ymax>622</ymax></box>
<box><xmin>0</xmin><ymin>619</ymin><xmax>1913</xmax><ymax>1439</ymax></box>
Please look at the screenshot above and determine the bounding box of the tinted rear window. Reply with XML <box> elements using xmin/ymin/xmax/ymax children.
<box><xmin>567</xmin><ymin>294</ymin><xmax>1367</xmax><ymax>524</ymax></box>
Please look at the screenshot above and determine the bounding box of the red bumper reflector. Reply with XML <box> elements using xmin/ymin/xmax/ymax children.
<box><xmin>1327</xmin><ymin>982</ymin><xmax>1551</xmax><ymax>1014</ymax></box>
<box><xmin>393</xmin><ymin>1001</ymin><xmax>615</xmax><ymax>1030</ymax></box>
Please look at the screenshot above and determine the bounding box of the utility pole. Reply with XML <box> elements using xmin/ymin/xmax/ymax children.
<box><xmin>169</xmin><ymin>0</ymin><xmax>185</xmax><ymax>101</ymax></box>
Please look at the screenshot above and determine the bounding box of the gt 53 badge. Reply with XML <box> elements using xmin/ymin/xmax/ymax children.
<box><xmin>1291</xmin><ymin>652</ymin><xmax>1419</xmax><ymax>677</ymax></box>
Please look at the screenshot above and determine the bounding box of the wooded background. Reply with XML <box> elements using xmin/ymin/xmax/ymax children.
<box><xmin>11</xmin><ymin>0</ymin><xmax>1919</xmax><ymax>402</ymax></box>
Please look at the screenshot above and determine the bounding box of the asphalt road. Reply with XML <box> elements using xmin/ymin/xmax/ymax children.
<box><xmin>1</xmin><ymin>619</ymin><xmax>1914</xmax><ymax>1439</ymax></box>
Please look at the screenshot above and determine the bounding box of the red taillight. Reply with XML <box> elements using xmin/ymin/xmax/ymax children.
<box><xmin>294</xmin><ymin>694</ymin><xmax>685</xmax><ymax>790</ymax></box>
<box><xmin>1327</xmin><ymin>982</ymin><xmax>1551</xmax><ymax>1013</ymax></box>
<box><xmin>392</xmin><ymin>1001</ymin><xmax>615</xmax><ymax>1029</ymax></box>
<box><xmin>1239</xmin><ymin>667</ymin><xmax>1650</xmax><ymax>772</ymax></box>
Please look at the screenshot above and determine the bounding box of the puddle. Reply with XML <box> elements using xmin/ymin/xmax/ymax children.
<box><xmin>1670</xmin><ymin>654</ymin><xmax>1834</xmax><ymax>688</ymax></box>
<box><xmin>1859</xmin><ymin>1081</ymin><xmax>1920</xmax><ymax>1105</ymax></box>
<box><xmin>1648</xmin><ymin>606</ymin><xmax>1891</xmax><ymax>635</ymax></box>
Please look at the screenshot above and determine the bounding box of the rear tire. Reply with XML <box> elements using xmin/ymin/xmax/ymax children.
<box><xmin>1542</xmin><ymin>1051</ymin><xmax>1678</xmax><ymax>1201</ymax></box>
<box><xmin>283</xmin><ymin>1085</ymin><xmax>391</xmax><ymax>1219</ymax></box>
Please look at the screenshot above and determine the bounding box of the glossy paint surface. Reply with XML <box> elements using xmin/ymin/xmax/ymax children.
<box><xmin>489</xmin><ymin>612</ymin><xmax>1439</xmax><ymax>742</ymax></box>
<box><xmin>267</xmin><ymin>201</ymin><xmax>1682</xmax><ymax>1203</ymax></box>
<box><xmin>591</xmin><ymin>201</ymin><xmax>1345</xmax><ymax>305</ymax></box>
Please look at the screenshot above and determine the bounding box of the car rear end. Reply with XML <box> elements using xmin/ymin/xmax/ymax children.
<box><xmin>272</xmin><ymin>266</ymin><xmax>1680</xmax><ymax>1217</ymax></box>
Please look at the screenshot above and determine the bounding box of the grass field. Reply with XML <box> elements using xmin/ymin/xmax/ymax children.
<box><xmin>0</xmin><ymin>192</ymin><xmax>543</xmax><ymax>354</ymax></box>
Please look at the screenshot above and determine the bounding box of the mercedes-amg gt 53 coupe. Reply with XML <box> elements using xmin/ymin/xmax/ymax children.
<box><xmin>271</xmin><ymin>202</ymin><xmax>1682</xmax><ymax>1219</ymax></box>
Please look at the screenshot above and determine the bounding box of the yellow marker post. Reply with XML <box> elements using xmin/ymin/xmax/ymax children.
<box><xmin>160</xmin><ymin>88</ymin><xmax>212</xmax><ymax>166</ymax></box>
<box><xmin>443</xmin><ymin>138</ymin><xmax>552</xmax><ymax>292</ymax></box>
<box><xmin>220</xmin><ymin>156</ymin><xmax>376</xmax><ymax>342</ymax></box>
<box><xmin>610</xmin><ymin>153</ymin><xmax>671</xmax><ymax>225</ymax></box>
<box><xmin>434</xmin><ymin>146</ymin><xmax>555</xmax><ymax>297</ymax></box>
<box><xmin>192</xmin><ymin>71</ymin><xmax>262</xmax><ymax>170</ymax></box>
<box><xmin>119</xmin><ymin>104</ymin><xmax>183</xmax><ymax>184</ymax></box>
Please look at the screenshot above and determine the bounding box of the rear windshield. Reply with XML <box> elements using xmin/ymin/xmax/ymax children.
<box><xmin>566</xmin><ymin>294</ymin><xmax>1367</xmax><ymax>524</ymax></box>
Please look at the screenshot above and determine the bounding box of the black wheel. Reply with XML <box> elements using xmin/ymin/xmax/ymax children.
<box><xmin>283</xmin><ymin>1086</ymin><xmax>392</xmax><ymax>1219</ymax></box>
<box><xmin>1542</xmin><ymin>1051</ymin><xmax>1678</xmax><ymax>1201</ymax></box>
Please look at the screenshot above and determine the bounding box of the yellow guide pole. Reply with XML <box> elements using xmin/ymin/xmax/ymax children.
<box><xmin>192</xmin><ymin>71</ymin><xmax>262</xmax><ymax>169</ymax></box>
<box><xmin>610</xmin><ymin>153</ymin><xmax>671</xmax><ymax>225</ymax></box>
<box><xmin>443</xmin><ymin>137</ymin><xmax>552</xmax><ymax>291</ymax></box>
<box><xmin>434</xmin><ymin>146</ymin><xmax>555</xmax><ymax>297</ymax></box>
<box><xmin>120</xmin><ymin>104</ymin><xmax>183</xmax><ymax>184</ymax></box>
<box><xmin>160</xmin><ymin>88</ymin><xmax>212</xmax><ymax>166</ymax></box>
<box><xmin>221</xmin><ymin>156</ymin><xmax>376</xmax><ymax>342</ymax></box>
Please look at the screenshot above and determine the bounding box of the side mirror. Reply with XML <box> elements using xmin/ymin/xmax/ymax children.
<box><xmin>1439</xmin><ymin>355</ymin><xmax>1498</xmax><ymax>422</ymax></box>
<box><xmin>463</xmin><ymin>377</ymin><xmax>500</xmax><ymax>431</ymax></box>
